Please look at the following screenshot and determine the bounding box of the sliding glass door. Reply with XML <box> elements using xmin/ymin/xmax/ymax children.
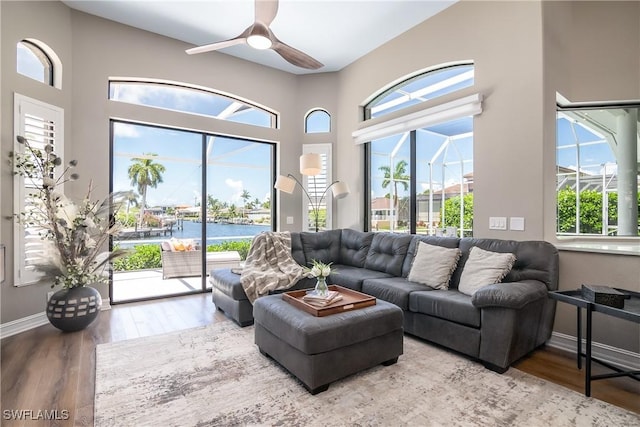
<box><xmin>110</xmin><ymin>121</ymin><xmax>274</xmax><ymax>302</ymax></box>
<box><xmin>204</xmin><ymin>136</ymin><xmax>273</xmax><ymax>289</ymax></box>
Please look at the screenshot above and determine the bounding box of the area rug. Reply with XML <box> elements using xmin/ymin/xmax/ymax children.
<box><xmin>94</xmin><ymin>321</ymin><xmax>639</xmax><ymax>426</ymax></box>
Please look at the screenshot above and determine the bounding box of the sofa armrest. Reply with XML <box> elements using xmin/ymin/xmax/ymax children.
<box><xmin>471</xmin><ymin>280</ymin><xmax>548</xmax><ymax>309</ymax></box>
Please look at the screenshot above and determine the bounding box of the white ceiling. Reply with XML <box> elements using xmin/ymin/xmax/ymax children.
<box><xmin>62</xmin><ymin>0</ymin><xmax>457</xmax><ymax>75</ymax></box>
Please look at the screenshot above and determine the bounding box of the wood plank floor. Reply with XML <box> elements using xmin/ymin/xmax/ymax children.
<box><xmin>1</xmin><ymin>293</ymin><xmax>638</xmax><ymax>426</ymax></box>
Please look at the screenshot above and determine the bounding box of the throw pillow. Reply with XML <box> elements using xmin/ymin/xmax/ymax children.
<box><xmin>169</xmin><ymin>238</ymin><xmax>186</xmax><ymax>252</ymax></box>
<box><xmin>407</xmin><ymin>241</ymin><xmax>462</xmax><ymax>290</ymax></box>
<box><xmin>160</xmin><ymin>241</ymin><xmax>172</xmax><ymax>252</ymax></box>
<box><xmin>458</xmin><ymin>246</ymin><xmax>517</xmax><ymax>296</ymax></box>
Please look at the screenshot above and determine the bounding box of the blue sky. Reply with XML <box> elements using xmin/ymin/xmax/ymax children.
<box><xmin>113</xmin><ymin>122</ymin><xmax>273</xmax><ymax>208</ymax></box>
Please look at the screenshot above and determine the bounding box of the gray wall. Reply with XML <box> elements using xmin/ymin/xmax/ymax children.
<box><xmin>1</xmin><ymin>1</ymin><xmax>639</xmax><ymax>355</ymax></box>
<box><xmin>1</xmin><ymin>1</ymin><xmax>74</xmax><ymax>326</ymax></box>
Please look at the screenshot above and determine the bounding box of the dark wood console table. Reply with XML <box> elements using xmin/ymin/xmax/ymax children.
<box><xmin>549</xmin><ymin>289</ymin><xmax>640</xmax><ymax>397</ymax></box>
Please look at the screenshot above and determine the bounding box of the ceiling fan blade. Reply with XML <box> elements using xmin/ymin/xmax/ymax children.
<box><xmin>255</xmin><ymin>0</ymin><xmax>279</xmax><ymax>26</ymax></box>
<box><xmin>272</xmin><ymin>40</ymin><xmax>323</xmax><ymax>70</ymax></box>
<box><xmin>186</xmin><ymin>26</ymin><xmax>253</xmax><ymax>55</ymax></box>
<box><xmin>186</xmin><ymin>37</ymin><xmax>246</xmax><ymax>55</ymax></box>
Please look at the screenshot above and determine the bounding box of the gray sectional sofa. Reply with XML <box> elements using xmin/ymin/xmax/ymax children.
<box><xmin>210</xmin><ymin>229</ymin><xmax>559</xmax><ymax>373</ymax></box>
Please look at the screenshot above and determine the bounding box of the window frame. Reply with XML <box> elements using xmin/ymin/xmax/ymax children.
<box><xmin>358</xmin><ymin>64</ymin><xmax>480</xmax><ymax>235</ymax></box>
<box><xmin>555</xmin><ymin>96</ymin><xmax>640</xmax><ymax>240</ymax></box>
<box><xmin>304</xmin><ymin>109</ymin><xmax>331</xmax><ymax>133</ymax></box>
<box><xmin>17</xmin><ymin>40</ymin><xmax>54</xmax><ymax>86</ymax></box>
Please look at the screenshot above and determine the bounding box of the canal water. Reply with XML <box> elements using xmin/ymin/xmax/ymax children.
<box><xmin>114</xmin><ymin>220</ymin><xmax>271</xmax><ymax>248</ymax></box>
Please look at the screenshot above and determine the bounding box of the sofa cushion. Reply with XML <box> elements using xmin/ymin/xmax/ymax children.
<box><xmin>339</xmin><ymin>229</ymin><xmax>374</xmax><ymax>268</ymax></box>
<box><xmin>453</xmin><ymin>238</ymin><xmax>558</xmax><ymax>292</ymax></box>
<box><xmin>409</xmin><ymin>290</ymin><xmax>481</xmax><ymax>328</ymax></box>
<box><xmin>364</xmin><ymin>233</ymin><xmax>413</xmax><ymax>276</ymax></box>
<box><xmin>299</xmin><ymin>230</ymin><xmax>342</xmax><ymax>267</ymax></box>
<box><xmin>407</xmin><ymin>241</ymin><xmax>461</xmax><ymax>290</ymax></box>
<box><xmin>169</xmin><ymin>237</ymin><xmax>196</xmax><ymax>251</ymax></box>
<box><xmin>209</xmin><ymin>269</ymin><xmax>247</xmax><ymax>301</ymax></box>
<box><xmin>290</xmin><ymin>232</ymin><xmax>306</xmax><ymax>266</ymax></box>
<box><xmin>402</xmin><ymin>236</ymin><xmax>460</xmax><ymax>277</ymax></box>
<box><xmin>328</xmin><ymin>265</ymin><xmax>393</xmax><ymax>292</ymax></box>
<box><xmin>362</xmin><ymin>277</ymin><xmax>431</xmax><ymax>310</ymax></box>
<box><xmin>458</xmin><ymin>247</ymin><xmax>516</xmax><ymax>296</ymax></box>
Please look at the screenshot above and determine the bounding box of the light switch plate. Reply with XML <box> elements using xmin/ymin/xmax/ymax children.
<box><xmin>489</xmin><ymin>217</ymin><xmax>507</xmax><ymax>230</ymax></box>
<box><xmin>510</xmin><ymin>217</ymin><xmax>525</xmax><ymax>231</ymax></box>
<box><xmin>286</xmin><ymin>216</ymin><xmax>294</xmax><ymax>224</ymax></box>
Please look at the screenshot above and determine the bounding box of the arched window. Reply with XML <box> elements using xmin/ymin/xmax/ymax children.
<box><xmin>305</xmin><ymin>109</ymin><xmax>331</xmax><ymax>133</ymax></box>
<box><xmin>16</xmin><ymin>39</ymin><xmax>61</xmax><ymax>88</ymax></box>
<box><xmin>359</xmin><ymin>62</ymin><xmax>480</xmax><ymax>237</ymax></box>
<box><xmin>109</xmin><ymin>80</ymin><xmax>277</xmax><ymax>128</ymax></box>
<box><xmin>365</xmin><ymin>63</ymin><xmax>474</xmax><ymax>120</ymax></box>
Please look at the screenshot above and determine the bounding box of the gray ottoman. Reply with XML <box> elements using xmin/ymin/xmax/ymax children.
<box><xmin>253</xmin><ymin>295</ymin><xmax>404</xmax><ymax>394</ymax></box>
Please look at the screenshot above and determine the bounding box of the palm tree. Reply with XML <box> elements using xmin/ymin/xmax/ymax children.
<box><xmin>379</xmin><ymin>160</ymin><xmax>409</xmax><ymax>226</ymax></box>
<box><xmin>124</xmin><ymin>190</ymin><xmax>139</xmax><ymax>215</ymax></box>
<box><xmin>207</xmin><ymin>195</ymin><xmax>222</xmax><ymax>220</ymax></box>
<box><xmin>128</xmin><ymin>154</ymin><xmax>166</xmax><ymax>227</ymax></box>
<box><xmin>228</xmin><ymin>204</ymin><xmax>238</xmax><ymax>219</ymax></box>
<box><xmin>241</xmin><ymin>189</ymin><xmax>251</xmax><ymax>218</ymax></box>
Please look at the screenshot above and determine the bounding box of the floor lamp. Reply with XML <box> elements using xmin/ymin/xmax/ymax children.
<box><xmin>274</xmin><ymin>153</ymin><xmax>349</xmax><ymax>232</ymax></box>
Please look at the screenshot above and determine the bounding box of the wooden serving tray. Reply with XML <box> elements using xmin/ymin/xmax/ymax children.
<box><xmin>282</xmin><ymin>284</ymin><xmax>376</xmax><ymax>317</ymax></box>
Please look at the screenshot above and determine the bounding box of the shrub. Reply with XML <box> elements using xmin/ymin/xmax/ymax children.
<box><xmin>112</xmin><ymin>244</ymin><xmax>161</xmax><ymax>271</ymax></box>
<box><xmin>207</xmin><ymin>240</ymin><xmax>251</xmax><ymax>260</ymax></box>
<box><xmin>442</xmin><ymin>194</ymin><xmax>474</xmax><ymax>235</ymax></box>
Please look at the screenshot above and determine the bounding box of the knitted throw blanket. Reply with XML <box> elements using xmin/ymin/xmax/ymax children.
<box><xmin>240</xmin><ymin>231</ymin><xmax>306</xmax><ymax>304</ymax></box>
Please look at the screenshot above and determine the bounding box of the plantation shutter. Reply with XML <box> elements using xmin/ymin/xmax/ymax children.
<box><xmin>302</xmin><ymin>144</ymin><xmax>332</xmax><ymax>232</ymax></box>
<box><xmin>13</xmin><ymin>94</ymin><xmax>64</xmax><ymax>286</ymax></box>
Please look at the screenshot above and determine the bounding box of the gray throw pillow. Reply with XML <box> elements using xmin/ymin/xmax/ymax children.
<box><xmin>407</xmin><ymin>241</ymin><xmax>462</xmax><ymax>290</ymax></box>
<box><xmin>458</xmin><ymin>246</ymin><xmax>516</xmax><ymax>296</ymax></box>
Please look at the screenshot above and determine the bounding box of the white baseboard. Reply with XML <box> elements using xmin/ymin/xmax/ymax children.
<box><xmin>1</xmin><ymin>298</ymin><xmax>112</xmax><ymax>339</ymax></box>
<box><xmin>0</xmin><ymin>312</ymin><xmax>49</xmax><ymax>339</ymax></box>
<box><xmin>547</xmin><ymin>332</ymin><xmax>640</xmax><ymax>371</ymax></box>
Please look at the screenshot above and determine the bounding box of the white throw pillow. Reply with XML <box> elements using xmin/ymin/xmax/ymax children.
<box><xmin>458</xmin><ymin>246</ymin><xmax>516</xmax><ymax>296</ymax></box>
<box><xmin>407</xmin><ymin>241</ymin><xmax>462</xmax><ymax>290</ymax></box>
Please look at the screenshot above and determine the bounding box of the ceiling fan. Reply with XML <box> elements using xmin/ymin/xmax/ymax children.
<box><xmin>185</xmin><ymin>0</ymin><xmax>323</xmax><ymax>70</ymax></box>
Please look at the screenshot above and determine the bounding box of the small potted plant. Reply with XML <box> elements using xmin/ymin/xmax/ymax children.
<box><xmin>11</xmin><ymin>136</ymin><xmax>129</xmax><ymax>331</ymax></box>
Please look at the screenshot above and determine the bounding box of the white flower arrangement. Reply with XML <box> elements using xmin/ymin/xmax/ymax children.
<box><xmin>305</xmin><ymin>259</ymin><xmax>333</xmax><ymax>278</ymax></box>
<box><xmin>11</xmin><ymin>135</ymin><xmax>129</xmax><ymax>289</ymax></box>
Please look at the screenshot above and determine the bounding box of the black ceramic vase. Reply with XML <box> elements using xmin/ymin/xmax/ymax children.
<box><xmin>46</xmin><ymin>286</ymin><xmax>102</xmax><ymax>332</ymax></box>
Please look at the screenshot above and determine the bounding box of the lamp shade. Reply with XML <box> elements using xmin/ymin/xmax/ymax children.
<box><xmin>300</xmin><ymin>153</ymin><xmax>322</xmax><ymax>176</ymax></box>
<box><xmin>274</xmin><ymin>175</ymin><xmax>296</xmax><ymax>194</ymax></box>
<box><xmin>331</xmin><ymin>181</ymin><xmax>350</xmax><ymax>199</ymax></box>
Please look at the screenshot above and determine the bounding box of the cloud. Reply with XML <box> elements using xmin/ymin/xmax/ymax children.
<box><xmin>113</xmin><ymin>123</ymin><xmax>140</xmax><ymax>138</ymax></box>
<box><xmin>111</xmin><ymin>83</ymin><xmax>211</xmax><ymax>112</ymax></box>
<box><xmin>225</xmin><ymin>178</ymin><xmax>243</xmax><ymax>202</ymax></box>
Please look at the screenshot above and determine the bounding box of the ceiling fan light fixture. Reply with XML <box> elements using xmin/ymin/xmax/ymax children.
<box><xmin>247</xmin><ymin>34</ymin><xmax>272</xmax><ymax>50</ymax></box>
